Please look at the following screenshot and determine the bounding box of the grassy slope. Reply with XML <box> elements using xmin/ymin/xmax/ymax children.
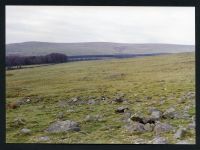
<box><xmin>6</xmin><ymin>52</ymin><xmax>195</xmax><ymax>143</ymax></box>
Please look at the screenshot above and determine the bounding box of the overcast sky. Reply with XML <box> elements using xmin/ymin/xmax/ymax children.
<box><xmin>6</xmin><ymin>6</ymin><xmax>195</xmax><ymax>45</ymax></box>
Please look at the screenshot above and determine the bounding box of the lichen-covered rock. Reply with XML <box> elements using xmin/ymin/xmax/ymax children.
<box><xmin>46</xmin><ymin>120</ymin><xmax>80</xmax><ymax>133</ymax></box>
<box><xmin>150</xmin><ymin>110</ymin><xmax>162</xmax><ymax>120</ymax></box>
<box><xmin>144</xmin><ymin>123</ymin><xmax>154</xmax><ymax>132</ymax></box>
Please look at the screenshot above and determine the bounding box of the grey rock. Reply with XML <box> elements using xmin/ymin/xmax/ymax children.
<box><xmin>84</xmin><ymin>115</ymin><xmax>103</xmax><ymax>122</ymax></box>
<box><xmin>115</xmin><ymin>106</ymin><xmax>129</xmax><ymax>113</ymax></box>
<box><xmin>124</xmin><ymin>122</ymin><xmax>145</xmax><ymax>133</ymax></box>
<box><xmin>162</xmin><ymin>107</ymin><xmax>176</xmax><ymax>119</ymax></box>
<box><xmin>174</xmin><ymin>128</ymin><xmax>187</xmax><ymax>139</ymax></box>
<box><xmin>150</xmin><ymin>110</ymin><xmax>162</xmax><ymax>120</ymax></box>
<box><xmin>46</xmin><ymin>120</ymin><xmax>80</xmax><ymax>133</ymax></box>
<box><xmin>38</xmin><ymin>136</ymin><xmax>50</xmax><ymax>142</ymax></box>
<box><xmin>87</xmin><ymin>99</ymin><xmax>96</xmax><ymax>105</ymax></box>
<box><xmin>152</xmin><ymin>137</ymin><xmax>168</xmax><ymax>144</ymax></box>
<box><xmin>144</xmin><ymin>123</ymin><xmax>154</xmax><ymax>131</ymax></box>
<box><xmin>154</xmin><ymin>122</ymin><xmax>173</xmax><ymax>135</ymax></box>
<box><xmin>20</xmin><ymin>128</ymin><xmax>31</xmax><ymax>135</ymax></box>
<box><xmin>188</xmin><ymin>122</ymin><xmax>195</xmax><ymax>129</ymax></box>
<box><xmin>12</xmin><ymin>118</ymin><xmax>26</xmax><ymax>127</ymax></box>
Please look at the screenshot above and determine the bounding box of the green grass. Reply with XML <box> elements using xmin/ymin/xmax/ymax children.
<box><xmin>6</xmin><ymin>52</ymin><xmax>195</xmax><ymax>143</ymax></box>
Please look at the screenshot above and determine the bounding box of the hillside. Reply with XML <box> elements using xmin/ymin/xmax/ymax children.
<box><xmin>6</xmin><ymin>42</ymin><xmax>195</xmax><ymax>56</ymax></box>
<box><xmin>6</xmin><ymin>52</ymin><xmax>195</xmax><ymax>143</ymax></box>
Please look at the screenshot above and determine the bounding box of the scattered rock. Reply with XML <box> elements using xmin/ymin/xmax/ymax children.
<box><xmin>38</xmin><ymin>136</ymin><xmax>50</xmax><ymax>142</ymax></box>
<box><xmin>162</xmin><ymin>107</ymin><xmax>176</xmax><ymax>119</ymax></box>
<box><xmin>115</xmin><ymin>106</ymin><xmax>129</xmax><ymax>113</ymax></box>
<box><xmin>124</xmin><ymin>122</ymin><xmax>145</xmax><ymax>133</ymax></box>
<box><xmin>46</xmin><ymin>120</ymin><xmax>80</xmax><ymax>133</ymax></box>
<box><xmin>174</xmin><ymin>128</ymin><xmax>187</xmax><ymax>139</ymax></box>
<box><xmin>154</xmin><ymin>122</ymin><xmax>173</xmax><ymax>135</ymax></box>
<box><xmin>152</xmin><ymin>137</ymin><xmax>168</xmax><ymax>144</ymax></box>
<box><xmin>20</xmin><ymin>128</ymin><xmax>31</xmax><ymax>135</ymax></box>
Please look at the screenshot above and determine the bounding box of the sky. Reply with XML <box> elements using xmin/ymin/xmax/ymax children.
<box><xmin>6</xmin><ymin>6</ymin><xmax>195</xmax><ymax>45</ymax></box>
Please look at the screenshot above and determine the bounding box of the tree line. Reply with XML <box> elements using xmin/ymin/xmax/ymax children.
<box><xmin>6</xmin><ymin>53</ymin><xmax>68</xmax><ymax>69</ymax></box>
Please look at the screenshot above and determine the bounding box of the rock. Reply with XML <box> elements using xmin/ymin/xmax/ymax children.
<box><xmin>150</xmin><ymin>110</ymin><xmax>162</xmax><ymax>120</ymax></box>
<box><xmin>176</xmin><ymin>140</ymin><xmax>190</xmax><ymax>144</ymax></box>
<box><xmin>162</xmin><ymin>107</ymin><xmax>176</xmax><ymax>119</ymax></box>
<box><xmin>12</xmin><ymin>118</ymin><xmax>26</xmax><ymax>127</ymax></box>
<box><xmin>46</xmin><ymin>120</ymin><xmax>80</xmax><ymax>133</ymax></box>
<box><xmin>115</xmin><ymin>106</ymin><xmax>129</xmax><ymax>113</ymax></box>
<box><xmin>188</xmin><ymin>122</ymin><xmax>195</xmax><ymax>129</ymax></box>
<box><xmin>124</xmin><ymin>122</ymin><xmax>145</xmax><ymax>133</ymax></box>
<box><xmin>152</xmin><ymin>137</ymin><xmax>168</xmax><ymax>144</ymax></box>
<box><xmin>174</xmin><ymin>128</ymin><xmax>187</xmax><ymax>139</ymax></box>
<box><xmin>132</xmin><ymin>138</ymin><xmax>147</xmax><ymax>144</ymax></box>
<box><xmin>20</xmin><ymin>128</ymin><xmax>31</xmax><ymax>135</ymax></box>
<box><xmin>87</xmin><ymin>99</ymin><xmax>96</xmax><ymax>105</ymax></box>
<box><xmin>121</xmin><ymin>112</ymin><xmax>132</xmax><ymax>123</ymax></box>
<box><xmin>154</xmin><ymin>122</ymin><xmax>173</xmax><ymax>135</ymax></box>
<box><xmin>148</xmin><ymin>107</ymin><xmax>157</xmax><ymax>114</ymax></box>
<box><xmin>130</xmin><ymin>114</ymin><xmax>143</xmax><ymax>123</ymax></box>
<box><xmin>84</xmin><ymin>115</ymin><xmax>103</xmax><ymax>122</ymax></box>
<box><xmin>144</xmin><ymin>123</ymin><xmax>154</xmax><ymax>131</ymax></box>
<box><xmin>38</xmin><ymin>136</ymin><xmax>50</xmax><ymax>142</ymax></box>
<box><xmin>112</xmin><ymin>93</ymin><xmax>126</xmax><ymax>103</ymax></box>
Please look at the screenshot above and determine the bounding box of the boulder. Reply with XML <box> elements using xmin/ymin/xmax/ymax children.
<box><xmin>154</xmin><ymin>122</ymin><xmax>173</xmax><ymax>135</ymax></box>
<box><xmin>144</xmin><ymin>123</ymin><xmax>154</xmax><ymax>132</ymax></box>
<box><xmin>162</xmin><ymin>107</ymin><xmax>176</xmax><ymax>119</ymax></box>
<box><xmin>46</xmin><ymin>120</ymin><xmax>80</xmax><ymax>133</ymax></box>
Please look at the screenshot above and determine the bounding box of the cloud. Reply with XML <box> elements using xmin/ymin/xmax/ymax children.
<box><xmin>6</xmin><ymin>6</ymin><xmax>195</xmax><ymax>45</ymax></box>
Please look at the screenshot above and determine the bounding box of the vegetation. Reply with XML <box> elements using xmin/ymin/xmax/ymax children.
<box><xmin>6</xmin><ymin>52</ymin><xmax>195</xmax><ymax>143</ymax></box>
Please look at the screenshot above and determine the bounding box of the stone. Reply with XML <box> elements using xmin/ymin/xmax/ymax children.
<box><xmin>188</xmin><ymin>122</ymin><xmax>195</xmax><ymax>129</ymax></box>
<box><xmin>150</xmin><ymin>110</ymin><xmax>162</xmax><ymax>120</ymax></box>
<box><xmin>38</xmin><ymin>136</ymin><xmax>50</xmax><ymax>142</ymax></box>
<box><xmin>162</xmin><ymin>107</ymin><xmax>176</xmax><ymax>119</ymax></box>
<box><xmin>132</xmin><ymin>138</ymin><xmax>147</xmax><ymax>144</ymax></box>
<box><xmin>115</xmin><ymin>106</ymin><xmax>129</xmax><ymax>113</ymax></box>
<box><xmin>152</xmin><ymin>137</ymin><xmax>168</xmax><ymax>144</ymax></box>
<box><xmin>144</xmin><ymin>123</ymin><xmax>154</xmax><ymax>131</ymax></box>
<box><xmin>154</xmin><ymin>122</ymin><xmax>173</xmax><ymax>135</ymax></box>
<box><xmin>20</xmin><ymin>128</ymin><xmax>31</xmax><ymax>135</ymax></box>
<box><xmin>46</xmin><ymin>120</ymin><xmax>80</xmax><ymax>133</ymax></box>
<box><xmin>12</xmin><ymin>118</ymin><xmax>26</xmax><ymax>127</ymax></box>
<box><xmin>84</xmin><ymin>115</ymin><xmax>103</xmax><ymax>122</ymax></box>
<box><xmin>174</xmin><ymin>128</ymin><xmax>187</xmax><ymax>139</ymax></box>
<box><xmin>87</xmin><ymin>99</ymin><xmax>96</xmax><ymax>105</ymax></box>
<box><xmin>124</xmin><ymin>122</ymin><xmax>145</xmax><ymax>133</ymax></box>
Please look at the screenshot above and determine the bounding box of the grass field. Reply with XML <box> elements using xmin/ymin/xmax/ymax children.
<box><xmin>6</xmin><ymin>52</ymin><xmax>195</xmax><ymax>144</ymax></box>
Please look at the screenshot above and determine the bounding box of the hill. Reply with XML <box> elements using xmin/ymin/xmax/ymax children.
<box><xmin>6</xmin><ymin>42</ymin><xmax>194</xmax><ymax>56</ymax></box>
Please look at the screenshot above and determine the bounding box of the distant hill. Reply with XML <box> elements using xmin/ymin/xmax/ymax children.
<box><xmin>6</xmin><ymin>42</ymin><xmax>195</xmax><ymax>56</ymax></box>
